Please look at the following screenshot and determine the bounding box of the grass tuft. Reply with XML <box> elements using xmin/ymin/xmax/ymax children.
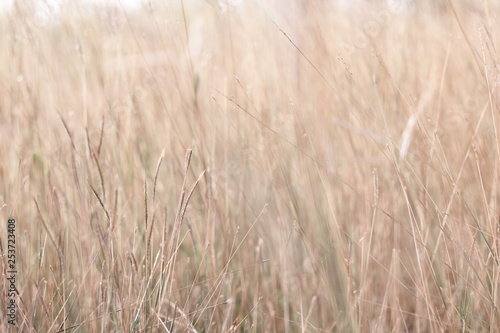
<box><xmin>3</xmin><ymin>0</ymin><xmax>500</xmax><ymax>331</ymax></box>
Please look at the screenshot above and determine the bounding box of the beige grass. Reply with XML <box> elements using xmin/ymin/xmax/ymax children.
<box><xmin>1</xmin><ymin>0</ymin><xmax>500</xmax><ymax>331</ymax></box>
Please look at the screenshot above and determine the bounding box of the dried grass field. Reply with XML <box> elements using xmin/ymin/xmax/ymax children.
<box><xmin>1</xmin><ymin>0</ymin><xmax>500</xmax><ymax>331</ymax></box>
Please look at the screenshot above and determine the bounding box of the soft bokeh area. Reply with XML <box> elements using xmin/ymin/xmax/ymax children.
<box><xmin>1</xmin><ymin>0</ymin><xmax>500</xmax><ymax>331</ymax></box>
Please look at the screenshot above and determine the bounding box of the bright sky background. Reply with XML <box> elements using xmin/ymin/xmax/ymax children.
<box><xmin>0</xmin><ymin>0</ymin><xmax>410</xmax><ymax>14</ymax></box>
<box><xmin>0</xmin><ymin>0</ymin><xmax>148</xmax><ymax>13</ymax></box>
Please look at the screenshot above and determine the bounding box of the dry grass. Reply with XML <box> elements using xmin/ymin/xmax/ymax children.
<box><xmin>1</xmin><ymin>0</ymin><xmax>500</xmax><ymax>331</ymax></box>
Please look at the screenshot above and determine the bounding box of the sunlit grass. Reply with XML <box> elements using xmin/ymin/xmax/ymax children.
<box><xmin>1</xmin><ymin>0</ymin><xmax>500</xmax><ymax>331</ymax></box>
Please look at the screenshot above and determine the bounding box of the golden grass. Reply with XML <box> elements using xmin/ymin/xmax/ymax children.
<box><xmin>1</xmin><ymin>0</ymin><xmax>500</xmax><ymax>331</ymax></box>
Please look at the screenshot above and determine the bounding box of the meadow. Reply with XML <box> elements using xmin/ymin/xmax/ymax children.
<box><xmin>1</xmin><ymin>0</ymin><xmax>500</xmax><ymax>331</ymax></box>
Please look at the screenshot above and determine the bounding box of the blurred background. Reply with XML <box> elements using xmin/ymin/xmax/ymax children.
<box><xmin>1</xmin><ymin>0</ymin><xmax>499</xmax><ymax>332</ymax></box>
